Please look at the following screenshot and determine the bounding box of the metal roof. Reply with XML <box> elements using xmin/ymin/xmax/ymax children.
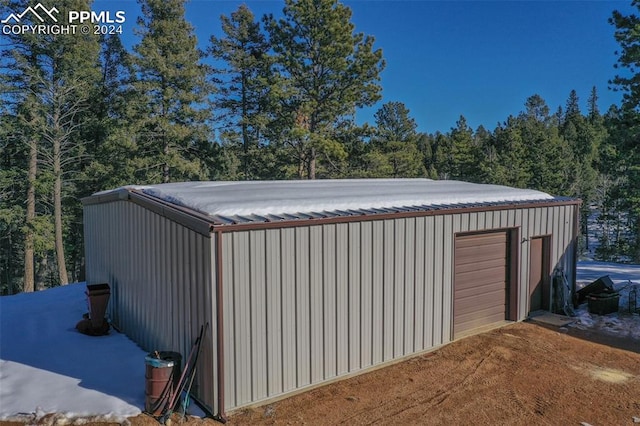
<box><xmin>83</xmin><ymin>180</ymin><xmax>579</xmax><ymax>231</ymax></box>
<box><xmin>199</xmin><ymin>196</ymin><xmax>577</xmax><ymax>226</ymax></box>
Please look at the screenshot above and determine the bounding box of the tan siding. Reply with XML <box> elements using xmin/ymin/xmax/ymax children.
<box><xmin>359</xmin><ymin>221</ymin><xmax>373</xmax><ymax>368</ymax></box>
<box><xmin>86</xmin><ymin>197</ymin><xmax>579</xmax><ymax>413</ymax></box>
<box><xmin>266</xmin><ymin>229</ymin><xmax>283</xmax><ymax>396</ymax></box>
<box><xmin>336</xmin><ymin>224</ymin><xmax>349</xmax><ymax>376</ymax></box>
<box><xmin>423</xmin><ymin>216</ymin><xmax>435</xmax><ymax>349</ymax></box>
<box><xmin>347</xmin><ymin>223</ymin><xmax>360</xmax><ymax>372</ymax></box>
<box><xmin>432</xmin><ymin>215</ymin><xmax>444</xmax><ymax>346</ymax></box>
<box><xmin>404</xmin><ymin>218</ymin><xmax>416</xmax><ymax>355</ymax></box>
<box><xmin>393</xmin><ymin>219</ymin><xmax>405</xmax><ymax>358</ymax></box>
<box><xmin>371</xmin><ymin>221</ymin><xmax>384</xmax><ymax>365</ymax></box>
<box><xmin>383</xmin><ymin>220</ymin><xmax>394</xmax><ymax>361</ymax></box>
<box><xmin>413</xmin><ymin>217</ymin><xmax>426</xmax><ymax>351</ymax></box>
<box><xmin>281</xmin><ymin>228</ymin><xmax>296</xmax><ymax>393</ymax></box>
<box><xmin>83</xmin><ymin>201</ymin><xmax>216</xmax><ymax>413</ymax></box>
<box><xmin>442</xmin><ymin>215</ymin><xmax>453</xmax><ymax>343</ymax></box>
<box><xmin>323</xmin><ymin>225</ymin><xmax>337</xmax><ymax>379</ymax></box>
<box><xmin>295</xmin><ymin>227</ymin><xmax>311</xmax><ymax>388</ymax></box>
<box><xmin>309</xmin><ymin>226</ymin><xmax>323</xmax><ymax>383</ymax></box>
<box><xmin>250</xmin><ymin>230</ymin><xmax>268</xmax><ymax>401</ymax></box>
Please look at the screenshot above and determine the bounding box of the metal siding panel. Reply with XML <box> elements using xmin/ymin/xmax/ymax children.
<box><xmin>500</xmin><ymin>210</ymin><xmax>509</xmax><ymax>228</ymax></box>
<box><xmin>323</xmin><ymin>225</ymin><xmax>337</xmax><ymax>379</ymax></box>
<box><xmin>404</xmin><ymin>218</ymin><xmax>416</xmax><ymax>355</ymax></box>
<box><xmin>177</xmin><ymin>221</ymin><xmax>186</xmax><ymax>354</ymax></box>
<box><xmin>414</xmin><ymin>217</ymin><xmax>425</xmax><ymax>351</ymax></box>
<box><xmin>565</xmin><ymin>206</ymin><xmax>574</xmax><ymax>277</ymax></box>
<box><xmin>383</xmin><ymin>220</ymin><xmax>395</xmax><ymax>361</ymax></box>
<box><xmin>83</xmin><ymin>200</ymin><xmax>216</xmax><ymax>412</ymax></box>
<box><xmin>371</xmin><ymin>221</ymin><xmax>384</xmax><ymax>365</ymax></box>
<box><xmin>209</xmin><ymin>236</ymin><xmax>219</xmax><ymax>411</ymax></box>
<box><xmin>202</xmin><ymin>234</ymin><xmax>216</xmax><ymax>410</ymax></box>
<box><xmin>149</xmin><ymin>211</ymin><xmax>159</xmax><ymax>349</ymax></box>
<box><xmin>360</xmin><ymin>221</ymin><xmax>373</xmax><ymax>368</ymax></box>
<box><xmin>205</xmin><ymin>234</ymin><xmax>217</xmax><ymax>412</ymax></box>
<box><xmin>442</xmin><ymin>216</ymin><xmax>453</xmax><ymax>343</ymax></box>
<box><xmin>469</xmin><ymin>212</ymin><xmax>477</xmax><ymax>231</ymax></box>
<box><xmin>518</xmin><ymin>209</ymin><xmax>530</xmax><ymax>320</ymax></box>
<box><xmin>169</xmin><ymin>221</ymin><xmax>179</xmax><ymax>351</ymax></box>
<box><xmin>452</xmin><ymin>214</ymin><xmax>461</xmax><ymax>234</ymax></box>
<box><xmin>266</xmin><ymin>230</ymin><xmax>283</xmax><ymax>396</ymax></box>
<box><xmin>476</xmin><ymin>211</ymin><xmax>486</xmax><ymax>231</ymax></box>
<box><xmin>394</xmin><ymin>219</ymin><xmax>405</xmax><ymax>358</ymax></box>
<box><xmin>432</xmin><ymin>215</ymin><xmax>444</xmax><ymax>346</ymax></box>
<box><xmin>250</xmin><ymin>230</ymin><xmax>268</xmax><ymax>400</ymax></box>
<box><xmin>424</xmin><ymin>216</ymin><xmax>435</xmax><ymax>348</ymax></box>
<box><xmin>309</xmin><ymin>226</ymin><xmax>324</xmax><ymax>383</ymax></box>
<box><xmin>336</xmin><ymin>224</ymin><xmax>349</xmax><ymax>376</ymax></box>
<box><xmin>534</xmin><ymin>208</ymin><xmax>543</xmax><ymax>235</ymax></box>
<box><xmin>160</xmin><ymin>219</ymin><xmax>169</xmax><ymax>349</ymax></box>
<box><xmin>227</xmin><ymin>233</ymin><xmax>242</xmax><ymax>407</ymax></box>
<box><xmin>295</xmin><ymin>227</ymin><xmax>311</xmax><ymax>387</ymax></box>
<box><xmin>347</xmin><ymin>223</ymin><xmax>360</xmax><ymax>373</ymax></box>
<box><xmin>493</xmin><ymin>210</ymin><xmax>502</xmax><ymax>228</ymax></box>
<box><xmin>549</xmin><ymin>207</ymin><xmax>557</xmax><ymax>265</ymax></box>
<box><xmin>281</xmin><ymin>228</ymin><xmax>297</xmax><ymax>392</ymax></box>
<box><xmin>483</xmin><ymin>211</ymin><xmax>491</xmax><ymax>229</ymax></box>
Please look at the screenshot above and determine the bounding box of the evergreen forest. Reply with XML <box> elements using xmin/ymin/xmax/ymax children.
<box><xmin>1</xmin><ymin>0</ymin><xmax>639</xmax><ymax>294</ymax></box>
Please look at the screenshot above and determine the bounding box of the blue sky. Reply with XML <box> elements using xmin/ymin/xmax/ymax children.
<box><xmin>97</xmin><ymin>0</ymin><xmax>634</xmax><ymax>134</ymax></box>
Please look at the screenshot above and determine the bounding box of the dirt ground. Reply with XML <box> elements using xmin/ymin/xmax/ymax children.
<box><xmin>3</xmin><ymin>322</ymin><xmax>639</xmax><ymax>426</ymax></box>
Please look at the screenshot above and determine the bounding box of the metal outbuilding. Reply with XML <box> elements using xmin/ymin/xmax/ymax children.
<box><xmin>82</xmin><ymin>179</ymin><xmax>580</xmax><ymax>420</ymax></box>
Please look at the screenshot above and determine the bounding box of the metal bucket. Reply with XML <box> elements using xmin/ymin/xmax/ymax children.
<box><xmin>86</xmin><ymin>283</ymin><xmax>110</xmax><ymax>329</ymax></box>
<box><xmin>144</xmin><ymin>351</ymin><xmax>182</xmax><ymax>415</ymax></box>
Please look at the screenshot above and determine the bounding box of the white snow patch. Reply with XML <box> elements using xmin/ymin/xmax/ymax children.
<box><xmin>132</xmin><ymin>179</ymin><xmax>554</xmax><ymax>217</ymax></box>
<box><xmin>573</xmin><ymin>261</ymin><xmax>640</xmax><ymax>340</ymax></box>
<box><xmin>0</xmin><ymin>284</ymin><xmax>146</xmax><ymax>423</ymax></box>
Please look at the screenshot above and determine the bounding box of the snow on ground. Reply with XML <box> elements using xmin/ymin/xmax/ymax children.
<box><xmin>0</xmin><ymin>261</ymin><xmax>638</xmax><ymax>423</ymax></box>
<box><xmin>573</xmin><ymin>261</ymin><xmax>640</xmax><ymax>340</ymax></box>
<box><xmin>0</xmin><ymin>284</ymin><xmax>146</xmax><ymax>423</ymax></box>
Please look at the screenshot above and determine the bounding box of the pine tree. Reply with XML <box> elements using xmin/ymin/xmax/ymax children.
<box><xmin>449</xmin><ymin>116</ymin><xmax>480</xmax><ymax>182</ymax></box>
<box><xmin>560</xmin><ymin>90</ymin><xmax>600</xmax><ymax>253</ymax></box>
<box><xmin>132</xmin><ymin>0</ymin><xmax>211</xmax><ymax>183</ymax></box>
<box><xmin>367</xmin><ymin>102</ymin><xmax>424</xmax><ymax>177</ymax></box>
<box><xmin>520</xmin><ymin>95</ymin><xmax>574</xmax><ymax>196</ymax></box>
<box><xmin>83</xmin><ymin>34</ymin><xmax>135</xmax><ymax>190</ymax></box>
<box><xmin>210</xmin><ymin>5</ymin><xmax>272</xmax><ymax>180</ymax></box>
<box><xmin>608</xmin><ymin>1</ymin><xmax>640</xmax><ymax>261</ymax></box>
<box><xmin>489</xmin><ymin>116</ymin><xmax>531</xmax><ymax>188</ymax></box>
<box><xmin>265</xmin><ymin>0</ymin><xmax>385</xmax><ymax>178</ymax></box>
<box><xmin>2</xmin><ymin>0</ymin><xmax>102</xmax><ymax>288</ymax></box>
<box><xmin>431</xmin><ymin>132</ymin><xmax>453</xmax><ymax>179</ymax></box>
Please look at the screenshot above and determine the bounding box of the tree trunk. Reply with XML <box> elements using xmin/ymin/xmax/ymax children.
<box><xmin>636</xmin><ymin>217</ymin><xmax>640</xmax><ymax>263</ymax></box>
<box><xmin>163</xmin><ymin>134</ymin><xmax>170</xmax><ymax>183</ymax></box>
<box><xmin>241</xmin><ymin>70</ymin><xmax>249</xmax><ymax>179</ymax></box>
<box><xmin>53</xmin><ymin>135</ymin><xmax>69</xmax><ymax>285</ymax></box>
<box><xmin>309</xmin><ymin>147</ymin><xmax>316</xmax><ymax>179</ymax></box>
<box><xmin>23</xmin><ymin>138</ymin><xmax>37</xmax><ymax>292</ymax></box>
<box><xmin>298</xmin><ymin>151</ymin><xmax>305</xmax><ymax>179</ymax></box>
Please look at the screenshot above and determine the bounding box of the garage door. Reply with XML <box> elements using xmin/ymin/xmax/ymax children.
<box><xmin>454</xmin><ymin>232</ymin><xmax>508</xmax><ymax>339</ymax></box>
